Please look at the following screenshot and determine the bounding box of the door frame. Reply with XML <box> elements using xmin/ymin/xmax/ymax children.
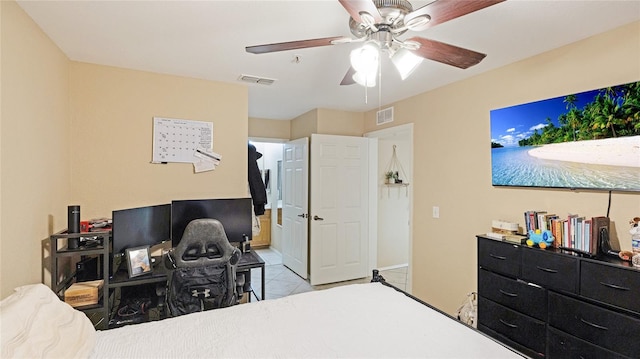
<box><xmin>249</xmin><ymin>137</ymin><xmax>288</xmax><ymax>253</ymax></box>
<box><xmin>364</xmin><ymin>123</ymin><xmax>414</xmax><ymax>293</ymax></box>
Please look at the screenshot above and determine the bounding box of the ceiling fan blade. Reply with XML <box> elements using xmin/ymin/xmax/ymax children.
<box><xmin>340</xmin><ymin>66</ymin><xmax>356</xmax><ymax>86</ymax></box>
<box><xmin>338</xmin><ymin>0</ymin><xmax>383</xmax><ymax>24</ymax></box>
<box><xmin>246</xmin><ymin>36</ymin><xmax>346</xmax><ymax>54</ymax></box>
<box><xmin>405</xmin><ymin>0</ymin><xmax>505</xmax><ymax>31</ymax></box>
<box><xmin>408</xmin><ymin>37</ymin><xmax>486</xmax><ymax>69</ymax></box>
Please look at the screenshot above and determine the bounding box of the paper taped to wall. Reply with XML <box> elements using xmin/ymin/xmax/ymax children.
<box><xmin>193</xmin><ymin>147</ymin><xmax>222</xmax><ymax>173</ymax></box>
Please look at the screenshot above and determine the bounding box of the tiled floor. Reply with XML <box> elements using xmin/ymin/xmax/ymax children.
<box><xmin>247</xmin><ymin>247</ymin><xmax>408</xmax><ymax>301</ymax></box>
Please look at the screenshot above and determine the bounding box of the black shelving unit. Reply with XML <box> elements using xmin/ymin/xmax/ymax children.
<box><xmin>49</xmin><ymin>229</ymin><xmax>111</xmax><ymax>329</ymax></box>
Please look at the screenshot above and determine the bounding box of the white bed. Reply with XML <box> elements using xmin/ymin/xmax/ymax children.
<box><xmin>1</xmin><ymin>281</ymin><xmax>524</xmax><ymax>358</ymax></box>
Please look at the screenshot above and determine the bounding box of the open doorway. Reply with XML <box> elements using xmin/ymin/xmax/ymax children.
<box><xmin>249</xmin><ymin>139</ymin><xmax>285</xmax><ymax>253</ymax></box>
<box><xmin>365</xmin><ymin>123</ymin><xmax>413</xmax><ymax>293</ymax></box>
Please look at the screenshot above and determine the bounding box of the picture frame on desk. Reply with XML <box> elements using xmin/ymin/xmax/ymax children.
<box><xmin>125</xmin><ymin>245</ymin><xmax>153</xmax><ymax>278</ymax></box>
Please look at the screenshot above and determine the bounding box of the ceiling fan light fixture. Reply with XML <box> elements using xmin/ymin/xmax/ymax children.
<box><xmin>391</xmin><ymin>48</ymin><xmax>423</xmax><ymax>80</ymax></box>
<box><xmin>350</xmin><ymin>43</ymin><xmax>380</xmax><ymax>74</ymax></box>
<box><xmin>352</xmin><ymin>71</ymin><xmax>377</xmax><ymax>88</ymax></box>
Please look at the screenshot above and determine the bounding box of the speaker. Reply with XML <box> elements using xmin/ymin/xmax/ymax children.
<box><xmin>76</xmin><ymin>256</ymin><xmax>100</xmax><ymax>281</ymax></box>
<box><xmin>67</xmin><ymin>205</ymin><xmax>81</xmax><ymax>249</ymax></box>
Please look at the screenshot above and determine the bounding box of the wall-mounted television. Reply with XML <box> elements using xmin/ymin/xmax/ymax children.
<box><xmin>112</xmin><ymin>204</ymin><xmax>172</xmax><ymax>256</ymax></box>
<box><xmin>171</xmin><ymin>198</ymin><xmax>252</xmax><ymax>246</ymax></box>
<box><xmin>490</xmin><ymin>80</ymin><xmax>640</xmax><ymax>192</ymax></box>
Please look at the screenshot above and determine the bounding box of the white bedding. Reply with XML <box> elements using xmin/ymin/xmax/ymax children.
<box><xmin>0</xmin><ymin>284</ymin><xmax>96</xmax><ymax>359</ymax></box>
<box><xmin>91</xmin><ymin>283</ymin><xmax>523</xmax><ymax>358</ymax></box>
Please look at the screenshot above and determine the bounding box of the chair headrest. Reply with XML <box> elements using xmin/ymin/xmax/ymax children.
<box><xmin>173</xmin><ymin>218</ymin><xmax>240</xmax><ymax>268</ymax></box>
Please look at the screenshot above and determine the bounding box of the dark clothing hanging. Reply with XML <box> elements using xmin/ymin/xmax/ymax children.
<box><xmin>248</xmin><ymin>143</ymin><xmax>267</xmax><ymax>215</ymax></box>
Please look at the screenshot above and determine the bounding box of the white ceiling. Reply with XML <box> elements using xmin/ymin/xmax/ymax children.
<box><xmin>17</xmin><ymin>0</ymin><xmax>640</xmax><ymax>120</ymax></box>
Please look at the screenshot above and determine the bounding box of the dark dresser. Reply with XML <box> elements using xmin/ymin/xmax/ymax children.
<box><xmin>477</xmin><ymin>235</ymin><xmax>640</xmax><ymax>358</ymax></box>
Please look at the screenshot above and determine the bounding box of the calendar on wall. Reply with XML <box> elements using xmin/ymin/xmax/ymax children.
<box><xmin>152</xmin><ymin>117</ymin><xmax>213</xmax><ymax>163</ymax></box>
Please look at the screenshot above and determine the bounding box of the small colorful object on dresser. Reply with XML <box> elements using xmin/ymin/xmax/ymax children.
<box><xmin>526</xmin><ymin>229</ymin><xmax>555</xmax><ymax>249</ymax></box>
<box><xmin>630</xmin><ymin>217</ymin><xmax>640</xmax><ymax>267</ymax></box>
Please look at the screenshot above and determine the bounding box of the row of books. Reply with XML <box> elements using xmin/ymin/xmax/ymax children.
<box><xmin>524</xmin><ymin>210</ymin><xmax>609</xmax><ymax>255</ymax></box>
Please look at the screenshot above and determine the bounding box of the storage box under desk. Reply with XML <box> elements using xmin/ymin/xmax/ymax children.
<box><xmin>65</xmin><ymin>280</ymin><xmax>104</xmax><ymax>307</ymax></box>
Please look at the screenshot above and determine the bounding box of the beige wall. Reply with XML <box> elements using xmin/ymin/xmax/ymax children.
<box><xmin>316</xmin><ymin>108</ymin><xmax>364</xmax><ymax>136</ymax></box>
<box><xmin>251</xmin><ymin>108</ymin><xmax>364</xmax><ymax>141</ymax></box>
<box><xmin>364</xmin><ymin>21</ymin><xmax>640</xmax><ymax>315</ymax></box>
<box><xmin>249</xmin><ymin>117</ymin><xmax>290</xmax><ymax>140</ymax></box>
<box><xmin>69</xmin><ymin>63</ymin><xmax>248</xmax><ymax>218</ymax></box>
<box><xmin>290</xmin><ymin>109</ymin><xmax>318</xmax><ymax>140</ymax></box>
<box><xmin>1</xmin><ymin>1</ymin><xmax>72</xmax><ymax>298</ymax></box>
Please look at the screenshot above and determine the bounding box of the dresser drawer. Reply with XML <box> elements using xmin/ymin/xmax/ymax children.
<box><xmin>547</xmin><ymin>327</ymin><xmax>627</xmax><ymax>359</ymax></box>
<box><xmin>548</xmin><ymin>292</ymin><xmax>640</xmax><ymax>358</ymax></box>
<box><xmin>478</xmin><ymin>237</ymin><xmax>521</xmax><ymax>277</ymax></box>
<box><xmin>478</xmin><ymin>296</ymin><xmax>546</xmax><ymax>354</ymax></box>
<box><xmin>581</xmin><ymin>261</ymin><xmax>640</xmax><ymax>314</ymax></box>
<box><xmin>521</xmin><ymin>248</ymin><xmax>578</xmax><ymax>293</ymax></box>
<box><xmin>479</xmin><ymin>325</ymin><xmax>544</xmax><ymax>359</ymax></box>
<box><xmin>479</xmin><ymin>269</ymin><xmax>547</xmax><ymax>320</ymax></box>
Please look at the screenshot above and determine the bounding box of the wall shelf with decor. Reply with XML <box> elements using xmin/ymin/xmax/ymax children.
<box><xmin>383</xmin><ymin>145</ymin><xmax>409</xmax><ymax>197</ymax></box>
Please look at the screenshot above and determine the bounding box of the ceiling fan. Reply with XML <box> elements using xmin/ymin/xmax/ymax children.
<box><xmin>246</xmin><ymin>0</ymin><xmax>505</xmax><ymax>87</ymax></box>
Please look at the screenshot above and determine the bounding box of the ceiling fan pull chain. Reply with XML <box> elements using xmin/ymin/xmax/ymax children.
<box><xmin>378</xmin><ymin>58</ymin><xmax>382</xmax><ymax>109</ymax></box>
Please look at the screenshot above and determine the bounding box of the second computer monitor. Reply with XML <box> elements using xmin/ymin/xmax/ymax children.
<box><xmin>112</xmin><ymin>204</ymin><xmax>172</xmax><ymax>256</ymax></box>
<box><xmin>171</xmin><ymin>198</ymin><xmax>252</xmax><ymax>246</ymax></box>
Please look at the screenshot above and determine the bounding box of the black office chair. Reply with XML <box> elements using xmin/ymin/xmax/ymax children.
<box><xmin>166</xmin><ymin>218</ymin><xmax>243</xmax><ymax>316</ymax></box>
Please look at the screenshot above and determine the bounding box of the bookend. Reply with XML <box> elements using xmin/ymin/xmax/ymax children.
<box><xmin>598</xmin><ymin>227</ymin><xmax>619</xmax><ymax>258</ymax></box>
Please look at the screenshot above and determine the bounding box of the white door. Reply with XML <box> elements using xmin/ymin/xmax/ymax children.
<box><xmin>281</xmin><ymin>138</ymin><xmax>309</xmax><ymax>279</ymax></box>
<box><xmin>309</xmin><ymin>134</ymin><xmax>370</xmax><ymax>285</ymax></box>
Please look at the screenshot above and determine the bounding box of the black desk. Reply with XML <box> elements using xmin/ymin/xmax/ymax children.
<box><xmin>110</xmin><ymin>256</ymin><xmax>168</xmax><ymax>287</ymax></box>
<box><xmin>237</xmin><ymin>251</ymin><xmax>265</xmax><ymax>301</ymax></box>
<box><xmin>109</xmin><ymin>250</ymin><xmax>265</xmax><ymax>313</ymax></box>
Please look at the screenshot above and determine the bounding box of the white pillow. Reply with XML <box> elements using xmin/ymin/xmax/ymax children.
<box><xmin>0</xmin><ymin>283</ymin><xmax>96</xmax><ymax>359</ymax></box>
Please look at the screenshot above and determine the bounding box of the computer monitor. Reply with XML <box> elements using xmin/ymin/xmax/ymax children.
<box><xmin>171</xmin><ymin>198</ymin><xmax>252</xmax><ymax>246</ymax></box>
<box><xmin>111</xmin><ymin>204</ymin><xmax>172</xmax><ymax>256</ymax></box>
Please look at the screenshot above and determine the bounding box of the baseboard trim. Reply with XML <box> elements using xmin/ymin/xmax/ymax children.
<box><xmin>377</xmin><ymin>263</ymin><xmax>409</xmax><ymax>271</ymax></box>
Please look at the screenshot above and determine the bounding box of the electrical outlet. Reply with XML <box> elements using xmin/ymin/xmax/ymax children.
<box><xmin>433</xmin><ymin>206</ymin><xmax>440</xmax><ymax>218</ymax></box>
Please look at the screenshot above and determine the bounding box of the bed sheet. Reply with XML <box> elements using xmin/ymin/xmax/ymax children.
<box><xmin>91</xmin><ymin>282</ymin><xmax>523</xmax><ymax>358</ymax></box>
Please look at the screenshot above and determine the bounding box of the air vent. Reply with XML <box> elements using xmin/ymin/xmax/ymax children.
<box><xmin>239</xmin><ymin>74</ymin><xmax>276</xmax><ymax>86</ymax></box>
<box><xmin>376</xmin><ymin>107</ymin><xmax>394</xmax><ymax>125</ymax></box>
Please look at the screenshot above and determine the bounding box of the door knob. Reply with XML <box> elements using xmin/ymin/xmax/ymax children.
<box><xmin>313</xmin><ymin>215</ymin><xmax>324</xmax><ymax>221</ymax></box>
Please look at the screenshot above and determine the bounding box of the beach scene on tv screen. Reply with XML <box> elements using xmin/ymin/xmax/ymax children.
<box><xmin>490</xmin><ymin>81</ymin><xmax>640</xmax><ymax>191</ymax></box>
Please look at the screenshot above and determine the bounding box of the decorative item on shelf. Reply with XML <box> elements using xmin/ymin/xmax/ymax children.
<box><xmin>384</xmin><ymin>171</ymin><xmax>394</xmax><ymax>184</ymax></box>
<box><xmin>526</xmin><ymin>229</ymin><xmax>555</xmax><ymax>249</ymax></box>
<box><xmin>393</xmin><ymin>171</ymin><xmax>401</xmax><ymax>183</ymax></box>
